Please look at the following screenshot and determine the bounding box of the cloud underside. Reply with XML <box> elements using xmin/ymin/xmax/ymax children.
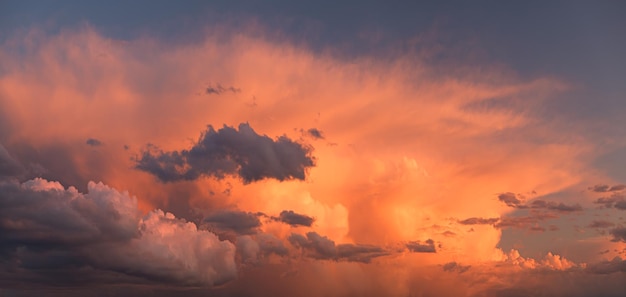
<box><xmin>135</xmin><ymin>123</ymin><xmax>315</xmax><ymax>183</ymax></box>
<box><xmin>0</xmin><ymin>178</ymin><xmax>237</xmax><ymax>287</ymax></box>
<box><xmin>288</xmin><ymin>232</ymin><xmax>389</xmax><ymax>263</ymax></box>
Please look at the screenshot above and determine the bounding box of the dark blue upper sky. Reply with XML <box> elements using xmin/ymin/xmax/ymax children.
<box><xmin>2</xmin><ymin>1</ymin><xmax>625</xmax><ymax>101</ymax></box>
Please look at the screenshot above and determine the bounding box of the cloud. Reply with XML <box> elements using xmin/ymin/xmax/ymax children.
<box><xmin>529</xmin><ymin>200</ymin><xmax>583</xmax><ymax>212</ymax></box>
<box><xmin>442</xmin><ymin>261</ymin><xmax>471</xmax><ymax>273</ymax></box>
<box><xmin>594</xmin><ymin>194</ymin><xmax>626</xmax><ymax>210</ymax></box>
<box><xmin>585</xmin><ymin>257</ymin><xmax>626</xmax><ymax>274</ymax></box>
<box><xmin>504</xmin><ymin>249</ymin><xmax>576</xmax><ymax>270</ymax></box>
<box><xmin>0</xmin><ymin>144</ymin><xmax>24</xmax><ymax>179</ymax></box>
<box><xmin>85</xmin><ymin>138</ymin><xmax>103</xmax><ymax>147</ymax></box>
<box><xmin>588</xmin><ymin>220</ymin><xmax>616</xmax><ymax>229</ymax></box>
<box><xmin>589</xmin><ymin>184</ymin><xmax>626</xmax><ymax>193</ymax></box>
<box><xmin>610</xmin><ymin>227</ymin><xmax>626</xmax><ymax>242</ymax></box>
<box><xmin>458</xmin><ymin>217</ymin><xmax>499</xmax><ymax>225</ymax></box>
<box><xmin>494</xmin><ymin>213</ymin><xmax>557</xmax><ymax>229</ymax></box>
<box><xmin>303</xmin><ymin>128</ymin><xmax>324</xmax><ymax>140</ymax></box>
<box><xmin>204</xmin><ymin>210</ymin><xmax>262</xmax><ymax>235</ymax></box>
<box><xmin>274</xmin><ymin>210</ymin><xmax>315</xmax><ymax>227</ymax></box>
<box><xmin>406</xmin><ymin>239</ymin><xmax>436</xmax><ymax>253</ymax></box>
<box><xmin>498</xmin><ymin>192</ymin><xmax>524</xmax><ymax>207</ymax></box>
<box><xmin>135</xmin><ymin>123</ymin><xmax>315</xmax><ymax>183</ymax></box>
<box><xmin>288</xmin><ymin>232</ymin><xmax>388</xmax><ymax>263</ymax></box>
<box><xmin>498</xmin><ymin>192</ymin><xmax>582</xmax><ymax>212</ymax></box>
<box><xmin>256</xmin><ymin>233</ymin><xmax>289</xmax><ymax>256</ymax></box>
<box><xmin>205</xmin><ymin>83</ymin><xmax>241</xmax><ymax>95</ymax></box>
<box><xmin>0</xmin><ymin>178</ymin><xmax>237</xmax><ymax>287</ymax></box>
<box><xmin>236</xmin><ymin>234</ymin><xmax>289</xmax><ymax>264</ymax></box>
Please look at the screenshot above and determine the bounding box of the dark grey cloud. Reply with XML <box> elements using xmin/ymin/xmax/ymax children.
<box><xmin>0</xmin><ymin>144</ymin><xmax>24</xmax><ymax>179</ymax></box>
<box><xmin>204</xmin><ymin>210</ymin><xmax>262</xmax><ymax>235</ymax></box>
<box><xmin>0</xmin><ymin>178</ymin><xmax>236</xmax><ymax>288</ymax></box>
<box><xmin>585</xmin><ymin>257</ymin><xmax>626</xmax><ymax>274</ymax></box>
<box><xmin>529</xmin><ymin>200</ymin><xmax>583</xmax><ymax>212</ymax></box>
<box><xmin>236</xmin><ymin>233</ymin><xmax>289</xmax><ymax>264</ymax></box>
<box><xmin>274</xmin><ymin>210</ymin><xmax>315</xmax><ymax>227</ymax></box>
<box><xmin>303</xmin><ymin>128</ymin><xmax>324</xmax><ymax>140</ymax></box>
<box><xmin>336</xmin><ymin>244</ymin><xmax>388</xmax><ymax>263</ymax></box>
<box><xmin>594</xmin><ymin>194</ymin><xmax>626</xmax><ymax>210</ymax></box>
<box><xmin>256</xmin><ymin>233</ymin><xmax>289</xmax><ymax>256</ymax></box>
<box><xmin>498</xmin><ymin>192</ymin><xmax>524</xmax><ymax>207</ymax></box>
<box><xmin>494</xmin><ymin>213</ymin><xmax>557</xmax><ymax>229</ymax></box>
<box><xmin>4</xmin><ymin>141</ymin><xmax>108</xmax><ymax>193</ymax></box>
<box><xmin>588</xmin><ymin>220</ymin><xmax>616</xmax><ymax>229</ymax></box>
<box><xmin>205</xmin><ymin>83</ymin><xmax>241</xmax><ymax>95</ymax></box>
<box><xmin>458</xmin><ymin>217</ymin><xmax>499</xmax><ymax>225</ymax></box>
<box><xmin>406</xmin><ymin>239</ymin><xmax>436</xmax><ymax>253</ymax></box>
<box><xmin>288</xmin><ymin>232</ymin><xmax>388</xmax><ymax>263</ymax></box>
<box><xmin>135</xmin><ymin>123</ymin><xmax>315</xmax><ymax>183</ymax></box>
<box><xmin>610</xmin><ymin>227</ymin><xmax>626</xmax><ymax>242</ymax></box>
<box><xmin>85</xmin><ymin>138</ymin><xmax>103</xmax><ymax>146</ymax></box>
<box><xmin>589</xmin><ymin>184</ymin><xmax>626</xmax><ymax>193</ymax></box>
<box><xmin>442</xmin><ymin>261</ymin><xmax>471</xmax><ymax>273</ymax></box>
<box><xmin>288</xmin><ymin>232</ymin><xmax>333</xmax><ymax>259</ymax></box>
<box><xmin>498</xmin><ymin>192</ymin><xmax>582</xmax><ymax>212</ymax></box>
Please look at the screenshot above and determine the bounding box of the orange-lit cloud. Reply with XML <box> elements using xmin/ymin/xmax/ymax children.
<box><xmin>1</xmin><ymin>25</ymin><xmax>624</xmax><ymax>295</ymax></box>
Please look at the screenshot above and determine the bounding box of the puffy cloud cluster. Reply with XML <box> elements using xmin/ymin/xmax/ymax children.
<box><xmin>504</xmin><ymin>249</ymin><xmax>576</xmax><ymax>270</ymax></box>
<box><xmin>135</xmin><ymin>123</ymin><xmax>315</xmax><ymax>183</ymax></box>
<box><xmin>0</xmin><ymin>178</ymin><xmax>237</xmax><ymax>287</ymax></box>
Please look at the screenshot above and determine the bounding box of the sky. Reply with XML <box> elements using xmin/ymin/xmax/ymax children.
<box><xmin>1</xmin><ymin>1</ymin><xmax>626</xmax><ymax>296</ymax></box>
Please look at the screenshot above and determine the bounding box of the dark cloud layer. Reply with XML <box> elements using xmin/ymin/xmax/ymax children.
<box><xmin>274</xmin><ymin>210</ymin><xmax>315</xmax><ymax>227</ymax></box>
<box><xmin>0</xmin><ymin>178</ymin><xmax>236</xmax><ymax>288</ymax></box>
<box><xmin>497</xmin><ymin>192</ymin><xmax>582</xmax><ymax>212</ymax></box>
<box><xmin>458</xmin><ymin>217</ymin><xmax>499</xmax><ymax>225</ymax></box>
<box><xmin>304</xmin><ymin>128</ymin><xmax>324</xmax><ymax>140</ymax></box>
<box><xmin>442</xmin><ymin>261</ymin><xmax>471</xmax><ymax>273</ymax></box>
<box><xmin>204</xmin><ymin>210</ymin><xmax>262</xmax><ymax>235</ymax></box>
<box><xmin>528</xmin><ymin>200</ymin><xmax>583</xmax><ymax>212</ymax></box>
<box><xmin>85</xmin><ymin>138</ymin><xmax>102</xmax><ymax>147</ymax></box>
<box><xmin>594</xmin><ymin>194</ymin><xmax>626</xmax><ymax>210</ymax></box>
<box><xmin>288</xmin><ymin>232</ymin><xmax>388</xmax><ymax>263</ymax></box>
<box><xmin>498</xmin><ymin>192</ymin><xmax>523</xmax><ymax>207</ymax></box>
<box><xmin>588</xmin><ymin>220</ymin><xmax>616</xmax><ymax>229</ymax></box>
<box><xmin>589</xmin><ymin>184</ymin><xmax>626</xmax><ymax>193</ymax></box>
<box><xmin>135</xmin><ymin>123</ymin><xmax>315</xmax><ymax>183</ymax></box>
<box><xmin>610</xmin><ymin>227</ymin><xmax>626</xmax><ymax>242</ymax></box>
<box><xmin>495</xmin><ymin>213</ymin><xmax>556</xmax><ymax>229</ymax></box>
<box><xmin>406</xmin><ymin>239</ymin><xmax>436</xmax><ymax>253</ymax></box>
<box><xmin>0</xmin><ymin>144</ymin><xmax>24</xmax><ymax>179</ymax></box>
<box><xmin>205</xmin><ymin>83</ymin><xmax>241</xmax><ymax>95</ymax></box>
<box><xmin>586</xmin><ymin>257</ymin><xmax>626</xmax><ymax>274</ymax></box>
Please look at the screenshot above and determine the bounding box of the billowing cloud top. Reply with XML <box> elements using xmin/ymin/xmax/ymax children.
<box><xmin>135</xmin><ymin>123</ymin><xmax>315</xmax><ymax>183</ymax></box>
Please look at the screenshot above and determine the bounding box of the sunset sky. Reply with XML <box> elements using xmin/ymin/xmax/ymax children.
<box><xmin>1</xmin><ymin>1</ymin><xmax>626</xmax><ymax>296</ymax></box>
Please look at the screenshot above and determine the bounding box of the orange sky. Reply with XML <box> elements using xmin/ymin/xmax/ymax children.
<box><xmin>1</xmin><ymin>16</ymin><xmax>626</xmax><ymax>297</ymax></box>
